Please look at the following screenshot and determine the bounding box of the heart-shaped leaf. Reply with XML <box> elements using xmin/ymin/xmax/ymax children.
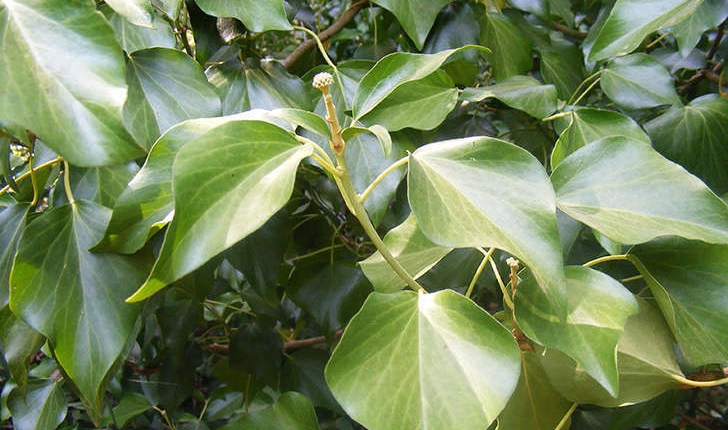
<box><xmin>193</xmin><ymin>0</ymin><xmax>292</xmax><ymax>32</ymax></box>
<box><xmin>478</xmin><ymin>12</ymin><xmax>533</xmax><ymax>81</ymax></box>
<box><xmin>628</xmin><ymin>237</ymin><xmax>728</xmax><ymax>366</ymax></box>
<box><xmin>515</xmin><ymin>266</ymin><xmax>638</xmax><ymax>396</ymax></box>
<box><xmin>220</xmin><ymin>392</ymin><xmax>320</xmax><ymax>430</ymax></box>
<box><xmin>371</xmin><ymin>0</ymin><xmax>452</xmax><ymax>49</ymax></box>
<box><xmin>461</xmin><ymin>75</ymin><xmax>557</xmax><ymax>119</ymax></box>
<box><xmin>325</xmin><ymin>290</ymin><xmax>521</xmax><ymax>430</ymax></box>
<box><xmin>552</xmin><ymin>136</ymin><xmax>728</xmax><ymax>245</ymax></box>
<box><xmin>600</xmin><ymin>53</ymin><xmax>681</xmax><ymax>110</ymax></box>
<box><xmin>128</xmin><ymin>120</ymin><xmax>312</xmax><ymax>302</ymax></box>
<box><xmin>0</xmin><ymin>0</ymin><xmax>144</xmax><ymax>166</ymax></box>
<box><xmin>408</xmin><ymin>136</ymin><xmax>566</xmax><ymax>315</ymax></box>
<box><xmin>10</xmin><ymin>200</ymin><xmax>150</xmax><ymax>420</ymax></box>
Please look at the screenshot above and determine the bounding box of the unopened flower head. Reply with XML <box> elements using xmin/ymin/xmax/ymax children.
<box><xmin>312</xmin><ymin>72</ymin><xmax>334</xmax><ymax>89</ymax></box>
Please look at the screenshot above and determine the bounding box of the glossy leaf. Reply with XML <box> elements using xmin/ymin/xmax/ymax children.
<box><xmin>645</xmin><ymin>94</ymin><xmax>728</xmax><ymax>195</ymax></box>
<box><xmin>551</xmin><ymin>108</ymin><xmax>650</xmax><ymax>168</ymax></box>
<box><xmin>629</xmin><ymin>238</ymin><xmax>728</xmax><ymax>366</ymax></box>
<box><xmin>552</xmin><ymin>136</ymin><xmax>728</xmax><ymax>245</ymax></box>
<box><xmin>515</xmin><ymin>266</ymin><xmax>638</xmax><ymax>396</ymax></box>
<box><xmin>325</xmin><ymin>290</ymin><xmax>521</xmax><ymax>430</ymax></box>
<box><xmin>0</xmin><ymin>0</ymin><xmax>144</xmax><ymax>166</ymax></box>
<box><xmin>479</xmin><ymin>12</ymin><xmax>533</xmax><ymax>81</ymax></box>
<box><xmin>669</xmin><ymin>0</ymin><xmax>728</xmax><ymax>57</ymax></box>
<box><xmin>353</xmin><ymin>46</ymin><xmax>488</xmax><ymax>121</ymax></box>
<box><xmin>193</xmin><ymin>0</ymin><xmax>292</xmax><ymax>32</ymax></box>
<box><xmin>124</xmin><ymin>47</ymin><xmax>221</xmax><ymax>148</ymax></box>
<box><xmin>10</xmin><ymin>201</ymin><xmax>149</xmax><ymax>420</ymax></box>
<box><xmin>0</xmin><ymin>306</ymin><xmax>44</xmax><ymax>393</ymax></box>
<box><xmin>372</xmin><ymin>0</ymin><xmax>451</xmax><ymax>49</ymax></box>
<box><xmin>359</xmin><ymin>215</ymin><xmax>452</xmax><ymax>293</ymax></box>
<box><xmin>341</xmin><ymin>124</ymin><xmax>392</xmax><ymax>157</ymax></box>
<box><xmin>220</xmin><ymin>392</ymin><xmax>320</xmax><ymax>430</ymax></box>
<box><xmin>102</xmin><ymin>4</ymin><xmax>176</xmax><ymax>53</ymax></box>
<box><xmin>497</xmin><ymin>352</ymin><xmax>573</xmax><ymax>430</ymax></box>
<box><xmin>538</xmin><ymin>39</ymin><xmax>585</xmax><ymax>100</ymax></box>
<box><xmin>589</xmin><ymin>0</ymin><xmax>704</xmax><ymax>62</ymax></box>
<box><xmin>104</xmin><ymin>0</ymin><xmax>153</xmax><ymax>27</ymax></box>
<box><xmin>461</xmin><ymin>75</ymin><xmax>558</xmax><ymax>119</ymax></box>
<box><xmin>101</xmin><ymin>393</ymin><xmax>152</xmax><ymax>428</ymax></box>
<box><xmin>600</xmin><ymin>54</ymin><xmax>681</xmax><ymax>110</ymax></box>
<box><xmin>0</xmin><ymin>204</ymin><xmax>29</xmax><ymax>307</ymax></box>
<box><xmin>7</xmin><ymin>379</ymin><xmax>66</xmax><ymax>430</ymax></box>
<box><xmin>53</xmin><ymin>163</ymin><xmax>139</xmax><ymax>208</ymax></box>
<box><xmin>128</xmin><ymin>120</ymin><xmax>313</xmax><ymax>302</ymax></box>
<box><xmin>408</xmin><ymin>136</ymin><xmax>566</xmax><ymax>315</ymax></box>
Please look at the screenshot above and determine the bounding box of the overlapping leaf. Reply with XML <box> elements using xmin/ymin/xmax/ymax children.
<box><xmin>127</xmin><ymin>120</ymin><xmax>312</xmax><ymax>302</ymax></box>
<box><xmin>372</xmin><ymin>0</ymin><xmax>452</xmax><ymax>49</ymax></box>
<box><xmin>220</xmin><ymin>392</ymin><xmax>320</xmax><ymax>430</ymax></box>
<box><xmin>325</xmin><ymin>290</ymin><xmax>521</xmax><ymax>430</ymax></box>
<box><xmin>193</xmin><ymin>0</ymin><xmax>292</xmax><ymax>32</ymax></box>
<box><xmin>104</xmin><ymin>0</ymin><xmax>153</xmax><ymax>27</ymax></box>
<box><xmin>10</xmin><ymin>201</ymin><xmax>150</xmax><ymax>420</ymax></box>
<box><xmin>600</xmin><ymin>54</ymin><xmax>681</xmax><ymax>110</ymax></box>
<box><xmin>53</xmin><ymin>163</ymin><xmax>139</xmax><ymax>208</ymax></box>
<box><xmin>0</xmin><ymin>306</ymin><xmax>44</xmax><ymax>393</ymax></box>
<box><xmin>0</xmin><ymin>0</ymin><xmax>144</xmax><ymax>166</ymax></box>
<box><xmin>538</xmin><ymin>39</ymin><xmax>585</xmax><ymax>100</ymax></box>
<box><xmin>669</xmin><ymin>0</ymin><xmax>728</xmax><ymax>57</ymax></box>
<box><xmin>552</xmin><ymin>136</ymin><xmax>728</xmax><ymax>244</ymax></box>
<box><xmin>478</xmin><ymin>12</ymin><xmax>533</xmax><ymax>81</ymax></box>
<box><xmin>461</xmin><ymin>75</ymin><xmax>557</xmax><ymax>119</ymax></box>
<box><xmin>0</xmin><ymin>204</ymin><xmax>29</xmax><ymax>307</ymax></box>
<box><xmin>7</xmin><ymin>379</ymin><xmax>67</xmax><ymax>430</ymax></box>
<box><xmin>408</xmin><ymin>136</ymin><xmax>566</xmax><ymax>315</ymax></box>
<box><xmin>102</xmin><ymin>5</ymin><xmax>176</xmax><ymax>53</ymax></box>
<box><xmin>628</xmin><ymin>237</ymin><xmax>728</xmax><ymax>366</ymax></box>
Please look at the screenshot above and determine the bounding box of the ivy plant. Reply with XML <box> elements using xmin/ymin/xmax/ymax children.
<box><xmin>1</xmin><ymin>0</ymin><xmax>727</xmax><ymax>429</ymax></box>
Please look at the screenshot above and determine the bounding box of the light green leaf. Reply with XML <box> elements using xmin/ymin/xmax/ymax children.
<box><xmin>325</xmin><ymin>290</ymin><xmax>521</xmax><ymax>430</ymax></box>
<box><xmin>220</xmin><ymin>392</ymin><xmax>320</xmax><ymax>430</ymax></box>
<box><xmin>552</xmin><ymin>136</ymin><xmax>728</xmax><ymax>245</ymax></box>
<box><xmin>359</xmin><ymin>215</ymin><xmax>452</xmax><ymax>293</ymax></box>
<box><xmin>0</xmin><ymin>306</ymin><xmax>44</xmax><ymax>394</ymax></box>
<box><xmin>551</xmin><ymin>108</ymin><xmax>650</xmax><ymax>168</ymax></box>
<box><xmin>629</xmin><ymin>238</ymin><xmax>728</xmax><ymax>366</ymax></box>
<box><xmin>53</xmin><ymin>163</ymin><xmax>139</xmax><ymax>208</ymax></box>
<box><xmin>104</xmin><ymin>0</ymin><xmax>153</xmax><ymax>27</ymax></box>
<box><xmin>101</xmin><ymin>4</ymin><xmax>176</xmax><ymax>53</ymax></box>
<box><xmin>125</xmin><ymin>47</ymin><xmax>221</xmax><ymax>149</ymax></box>
<box><xmin>353</xmin><ymin>46</ymin><xmax>488</xmax><ymax>121</ymax></box>
<box><xmin>269</xmin><ymin>108</ymin><xmax>330</xmax><ymax>139</ymax></box>
<box><xmin>359</xmin><ymin>71</ymin><xmax>458</xmax><ymax>131</ymax></box>
<box><xmin>601</xmin><ymin>54</ymin><xmax>681</xmax><ymax>110</ymax></box>
<box><xmin>645</xmin><ymin>94</ymin><xmax>728</xmax><ymax>195</ymax></box>
<box><xmin>0</xmin><ymin>0</ymin><xmax>144</xmax><ymax>166</ymax></box>
<box><xmin>7</xmin><ymin>379</ymin><xmax>66</xmax><ymax>430</ymax></box>
<box><xmin>193</xmin><ymin>0</ymin><xmax>292</xmax><ymax>32</ymax></box>
<box><xmin>669</xmin><ymin>0</ymin><xmax>728</xmax><ymax>57</ymax></box>
<box><xmin>341</xmin><ymin>124</ymin><xmax>392</xmax><ymax>158</ymax></box>
<box><xmin>497</xmin><ymin>352</ymin><xmax>573</xmax><ymax>430</ymax></box>
<box><xmin>589</xmin><ymin>0</ymin><xmax>704</xmax><ymax>62</ymax></box>
<box><xmin>408</xmin><ymin>136</ymin><xmax>566</xmax><ymax>315</ymax></box>
<box><xmin>10</xmin><ymin>201</ymin><xmax>149</xmax><ymax>420</ymax></box>
<box><xmin>461</xmin><ymin>75</ymin><xmax>557</xmax><ymax>119</ymax></box>
<box><xmin>479</xmin><ymin>12</ymin><xmax>533</xmax><ymax>81</ymax></box>
<box><xmin>0</xmin><ymin>204</ymin><xmax>29</xmax><ymax>307</ymax></box>
<box><xmin>371</xmin><ymin>0</ymin><xmax>452</xmax><ymax>49</ymax></box>
<box><xmin>515</xmin><ymin>266</ymin><xmax>638</xmax><ymax>396</ymax></box>
<box><xmin>128</xmin><ymin>120</ymin><xmax>312</xmax><ymax>302</ymax></box>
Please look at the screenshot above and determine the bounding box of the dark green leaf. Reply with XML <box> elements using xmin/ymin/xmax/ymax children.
<box><xmin>101</xmin><ymin>393</ymin><xmax>152</xmax><ymax>428</ymax></box>
<box><xmin>193</xmin><ymin>0</ymin><xmax>292</xmax><ymax>32</ymax></box>
<box><xmin>230</xmin><ymin>323</ymin><xmax>282</xmax><ymax>387</ymax></box>
<box><xmin>0</xmin><ymin>204</ymin><xmax>29</xmax><ymax>307</ymax></box>
<box><xmin>326</xmin><ymin>290</ymin><xmax>520</xmax><ymax>430</ymax></box>
<box><xmin>461</xmin><ymin>75</ymin><xmax>558</xmax><ymax>119</ymax></box>
<box><xmin>281</xmin><ymin>349</ymin><xmax>340</xmax><ymax>411</ymax></box>
<box><xmin>0</xmin><ymin>306</ymin><xmax>44</xmax><ymax>394</ymax></box>
<box><xmin>102</xmin><ymin>4</ymin><xmax>176</xmax><ymax>53</ymax></box>
<box><xmin>669</xmin><ymin>0</ymin><xmax>728</xmax><ymax>57</ymax></box>
<box><xmin>0</xmin><ymin>137</ymin><xmax>18</xmax><ymax>193</ymax></box>
<box><xmin>0</xmin><ymin>0</ymin><xmax>144</xmax><ymax>166</ymax></box>
<box><xmin>629</xmin><ymin>238</ymin><xmax>728</xmax><ymax>366</ymax></box>
<box><xmin>645</xmin><ymin>94</ymin><xmax>728</xmax><ymax>195</ymax></box>
<box><xmin>372</xmin><ymin>0</ymin><xmax>452</xmax><ymax>49</ymax></box>
<box><xmin>7</xmin><ymin>379</ymin><xmax>66</xmax><ymax>430</ymax></box>
<box><xmin>10</xmin><ymin>201</ymin><xmax>150</xmax><ymax>419</ymax></box>
<box><xmin>552</xmin><ymin>136</ymin><xmax>728</xmax><ymax>244</ymax></box>
<box><xmin>220</xmin><ymin>392</ymin><xmax>320</xmax><ymax>430</ymax></box>
<box><xmin>538</xmin><ymin>39</ymin><xmax>585</xmax><ymax>100</ymax></box>
<box><xmin>479</xmin><ymin>11</ymin><xmax>533</xmax><ymax>81</ymax></box>
<box><xmin>601</xmin><ymin>53</ymin><xmax>681</xmax><ymax>110</ymax></box>
<box><xmin>128</xmin><ymin>120</ymin><xmax>312</xmax><ymax>302</ymax></box>
<box><xmin>53</xmin><ymin>163</ymin><xmax>139</xmax><ymax>208</ymax></box>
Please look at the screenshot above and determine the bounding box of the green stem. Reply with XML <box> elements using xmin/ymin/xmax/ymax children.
<box><xmin>567</xmin><ymin>69</ymin><xmax>602</xmax><ymax>106</ymax></box>
<box><xmin>293</xmin><ymin>26</ymin><xmax>347</xmax><ymax>101</ymax></box>
<box><xmin>582</xmin><ymin>254</ymin><xmax>629</xmax><ymax>267</ymax></box>
<box><xmin>28</xmin><ymin>152</ymin><xmax>38</xmax><ymax>207</ymax></box>
<box><xmin>359</xmin><ymin>156</ymin><xmax>408</xmax><ymax>204</ymax></box>
<box><xmin>0</xmin><ymin>157</ymin><xmax>61</xmax><ymax>198</ymax></box>
<box><xmin>286</xmin><ymin>244</ymin><xmax>347</xmax><ymax>263</ymax></box>
<box><xmin>466</xmin><ymin>247</ymin><xmax>495</xmax><ymax>299</ymax></box>
<box><xmin>620</xmin><ymin>275</ymin><xmax>643</xmax><ymax>283</ymax></box>
<box><xmin>541</xmin><ymin>111</ymin><xmax>573</xmax><ymax>122</ymax></box>
<box><xmin>571</xmin><ymin>76</ymin><xmax>601</xmax><ymax>107</ymax></box>
<box><xmin>483</xmin><ymin>249</ymin><xmax>514</xmax><ymax>310</ymax></box>
<box><xmin>62</xmin><ymin>160</ymin><xmax>75</xmax><ymax>205</ymax></box>
<box><xmin>670</xmin><ymin>374</ymin><xmax>728</xmax><ymax>388</ymax></box>
<box><xmin>555</xmin><ymin>403</ymin><xmax>578</xmax><ymax>430</ymax></box>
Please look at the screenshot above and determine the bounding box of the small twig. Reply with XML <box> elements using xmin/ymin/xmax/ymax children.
<box><xmin>706</xmin><ymin>20</ymin><xmax>726</xmax><ymax>62</ymax></box>
<box><xmin>552</xmin><ymin>21</ymin><xmax>587</xmax><ymax>40</ymax></box>
<box><xmin>283</xmin><ymin>0</ymin><xmax>371</xmax><ymax>70</ymax></box>
<box><xmin>206</xmin><ymin>329</ymin><xmax>344</xmax><ymax>355</ymax></box>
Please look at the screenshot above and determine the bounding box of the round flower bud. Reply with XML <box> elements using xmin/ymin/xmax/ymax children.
<box><xmin>312</xmin><ymin>72</ymin><xmax>334</xmax><ymax>89</ymax></box>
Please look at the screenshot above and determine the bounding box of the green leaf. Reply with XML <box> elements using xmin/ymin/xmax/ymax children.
<box><xmin>193</xmin><ymin>0</ymin><xmax>292</xmax><ymax>32</ymax></box>
<box><xmin>538</xmin><ymin>39</ymin><xmax>585</xmax><ymax>100</ymax></box>
<box><xmin>552</xmin><ymin>136</ymin><xmax>728</xmax><ymax>245</ymax></box>
<box><xmin>0</xmin><ymin>204</ymin><xmax>29</xmax><ymax>307</ymax></box>
<box><xmin>220</xmin><ymin>392</ymin><xmax>320</xmax><ymax>430</ymax></box>
<box><xmin>359</xmin><ymin>215</ymin><xmax>452</xmax><ymax>293</ymax></box>
<box><xmin>101</xmin><ymin>4</ymin><xmax>176</xmax><ymax>53</ymax></box>
<box><xmin>281</xmin><ymin>350</ymin><xmax>340</xmax><ymax>411</ymax></box>
<box><xmin>325</xmin><ymin>290</ymin><xmax>521</xmax><ymax>430</ymax></box>
<box><xmin>229</xmin><ymin>323</ymin><xmax>282</xmax><ymax>387</ymax></box>
<box><xmin>645</xmin><ymin>94</ymin><xmax>728</xmax><ymax>195</ymax></box>
<box><xmin>551</xmin><ymin>108</ymin><xmax>650</xmax><ymax>168</ymax></box>
<box><xmin>371</xmin><ymin>0</ymin><xmax>452</xmax><ymax>49</ymax></box>
<box><xmin>104</xmin><ymin>0</ymin><xmax>153</xmax><ymax>27</ymax></box>
<box><xmin>588</xmin><ymin>0</ymin><xmax>704</xmax><ymax>62</ymax></box>
<box><xmin>496</xmin><ymin>352</ymin><xmax>573</xmax><ymax>430</ymax></box>
<box><xmin>629</xmin><ymin>238</ymin><xmax>728</xmax><ymax>366</ymax></box>
<box><xmin>600</xmin><ymin>54</ymin><xmax>681</xmax><ymax>110</ymax></box>
<box><xmin>341</xmin><ymin>124</ymin><xmax>392</xmax><ymax>157</ymax></box>
<box><xmin>408</xmin><ymin>136</ymin><xmax>566</xmax><ymax>315</ymax></box>
<box><xmin>0</xmin><ymin>306</ymin><xmax>44</xmax><ymax>394</ymax></box>
<box><xmin>479</xmin><ymin>12</ymin><xmax>533</xmax><ymax>81</ymax></box>
<box><xmin>0</xmin><ymin>0</ymin><xmax>144</xmax><ymax>166</ymax></box>
<box><xmin>0</xmin><ymin>137</ymin><xmax>18</xmax><ymax>193</ymax></box>
<box><xmin>7</xmin><ymin>379</ymin><xmax>66</xmax><ymax>430</ymax></box>
<box><xmin>128</xmin><ymin>120</ymin><xmax>312</xmax><ymax>302</ymax></box>
<box><xmin>515</xmin><ymin>266</ymin><xmax>638</xmax><ymax>396</ymax></box>
<box><xmin>669</xmin><ymin>0</ymin><xmax>728</xmax><ymax>57</ymax></box>
<box><xmin>9</xmin><ymin>201</ymin><xmax>150</xmax><ymax>419</ymax></box>
<box><xmin>124</xmin><ymin>47</ymin><xmax>222</xmax><ymax>149</ymax></box>
<box><xmin>268</xmin><ymin>108</ymin><xmax>330</xmax><ymax>139</ymax></box>
<box><xmin>53</xmin><ymin>163</ymin><xmax>139</xmax><ymax>208</ymax></box>
<box><xmin>461</xmin><ymin>75</ymin><xmax>558</xmax><ymax>119</ymax></box>
<box><xmin>353</xmin><ymin>46</ymin><xmax>488</xmax><ymax>121</ymax></box>
<box><xmin>101</xmin><ymin>393</ymin><xmax>152</xmax><ymax>428</ymax></box>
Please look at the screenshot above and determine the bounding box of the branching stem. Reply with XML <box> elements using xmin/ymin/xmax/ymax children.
<box><xmin>555</xmin><ymin>403</ymin><xmax>578</xmax><ymax>430</ymax></box>
<box><xmin>62</xmin><ymin>160</ymin><xmax>75</xmax><ymax>205</ymax></box>
<box><xmin>582</xmin><ymin>254</ymin><xmax>628</xmax><ymax>267</ymax></box>
<box><xmin>466</xmin><ymin>247</ymin><xmax>495</xmax><ymax>298</ymax></box>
